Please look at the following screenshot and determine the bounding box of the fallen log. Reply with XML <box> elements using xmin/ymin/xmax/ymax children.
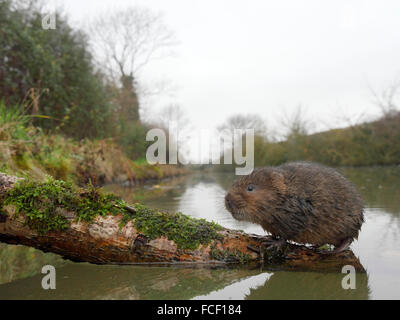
<box><xmin>0</xmin><ymin>173</ymin><xmax>365</xmax><ymax>272</ymax></box>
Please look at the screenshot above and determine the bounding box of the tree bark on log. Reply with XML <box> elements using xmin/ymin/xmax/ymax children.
<box><xmin>0</xmin><ymin>173</ymin><xmax>365</xmax><ymax>272</ymax></box>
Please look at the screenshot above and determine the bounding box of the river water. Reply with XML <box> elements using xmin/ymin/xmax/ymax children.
<box><xmin>0</xmin><ymin>167</ymin><xmax>399</xmax><ymax>299</ymax></box>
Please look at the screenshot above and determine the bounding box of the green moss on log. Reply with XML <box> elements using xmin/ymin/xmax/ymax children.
<box><xmin>121</xmin><ymin>203</ymin><xmax>224</xmax><ymax>250</ymax></box>
<box><xmin>1</xmin><ymin>177</ymin><xmax>123</xmax><ymax>234</ymax></box>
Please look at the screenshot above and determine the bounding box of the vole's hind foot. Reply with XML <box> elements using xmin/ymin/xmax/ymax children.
<box><xmin>332</xmin><ymin>238</ymin><xmax>353</xmax><ymax>254</ymax></box>
<box><xmin>317</xmin><ymin>238</ymin><xmax>353</xmax><ymax>255</ymax></box>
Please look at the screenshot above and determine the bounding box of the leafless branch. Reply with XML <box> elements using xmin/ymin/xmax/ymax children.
<box><xmin>368</xmin><ymin>80</ymin><xmax>400</xmax><ymax>118</ymax></box>
<box><xmin>88</xmin><ymin>6</ymin><xmax>177</xmax><ymax>83</ymax></box>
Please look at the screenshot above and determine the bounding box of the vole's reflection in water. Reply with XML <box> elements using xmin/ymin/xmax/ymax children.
<box><xmin>195</xmin><ymin>271</ymin><xmax>370</xmax><ymax>300</ymax></box>
<box><xmin>0</xmin><ymin>168</ymin><xmax>399</xmax><ymax>299</ymax></box>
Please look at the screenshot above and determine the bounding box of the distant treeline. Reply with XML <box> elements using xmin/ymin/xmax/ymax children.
<box><xmin>253</xmin><ymin>111</ymin><xmax>400</xmax><ymax>167</ymax></box>
<box><xmin>214</xmin><ymin>109</ymin><xmax>400</xmax><ymax>170</ymax></box>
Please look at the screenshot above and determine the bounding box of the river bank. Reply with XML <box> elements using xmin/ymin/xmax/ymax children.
<box><xmin>0</xmin><ymin>114</ymin><xmax>187</xmax><ymax>186</ymax></box>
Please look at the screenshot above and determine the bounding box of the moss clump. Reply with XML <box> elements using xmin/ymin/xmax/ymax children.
<box><xmin>121</xmin><ymin>203</ymin><xmax>223</xmax><ymax>250</ymax></box>
<box><xmin>209</xmin><ymin>244</ymin><xmax>251</xmax><ymax>264</ymax></box>
<box><xmin>1</xmin><ymin>177</ymin><xmax>124</xmax><ymax>234</ymax></box>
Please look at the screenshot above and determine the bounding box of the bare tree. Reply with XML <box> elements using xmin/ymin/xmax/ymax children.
<box><xmin>89</xmin><ymin>6</ymin><xmax>176</xmax><ymax>81</ymax></box>
<box><xmin>333</xmin><ymin>108</ymin><xmax>368</xmax><ymax>130</ymax></box>
<box><xmin>153</xmin><ymin>104</ymin><xmax>191</xmax><ymax>164</ymax></box>
<box><xmin>89</xmin><ymin>6</ymin><xmax>176</xmax><ymax>122</ymax></box>
<box><xmin>157</xmin><ymin>104</ymin><xmax>190</xmax><ymax>131</ymax></box>
<box><xmin>216</xmin><ymin>114</ymin><xmax>267</xmax><ymax>165</ymax></box>
<box><xmin>217</xmin><ymin>113</ymin><xmax>268</xmax><ymax>137</ymax></box>
<box><xmin>280</xmin><ymin>105</ymin><xmax>311</xmax><ymax>140</ymax></box>
<box><xmin>369</xmin><ymin>81</ymin><xmax>400</xmax><ymax>119</ymax></box>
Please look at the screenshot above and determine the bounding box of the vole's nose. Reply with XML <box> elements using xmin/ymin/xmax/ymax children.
<box><xmin>225</xmin><ymin>194</ymin><xmax>234</xmax><ymax>210</ymax></box>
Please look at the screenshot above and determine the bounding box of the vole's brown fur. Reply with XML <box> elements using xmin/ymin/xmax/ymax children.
<box><xmin>225</xmin><ymin>162</ymin><xmax>364</xmax><ymax>248</ymax></box>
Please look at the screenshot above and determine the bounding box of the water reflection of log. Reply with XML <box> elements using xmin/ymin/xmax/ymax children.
<box><xmin>0</xmin><ymin>263</ymin><xmax>369</xmax><ymax>300</ymax></box>
<box><xmin>0</xmin><ymin>263</ymin><xmax>261</xmax><ymax>300</ymax></box>
<box><xmin>0</xmin><ymin>243</ymin><xmax>66</xmax><ymax>285</ymax></box>
<box><xmin>0</xmin><ymin>173</ymin><xmax>366</xmax><ymax>272</ymax></box>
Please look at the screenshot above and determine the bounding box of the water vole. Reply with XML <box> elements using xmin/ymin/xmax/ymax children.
<box><xmin>225</xmin><ymin>162</ymin><xmax>364</xmax><ymax>253</ymax></box>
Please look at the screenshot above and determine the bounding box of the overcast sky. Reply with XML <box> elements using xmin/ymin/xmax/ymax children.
<box><xmin>51</xmin><ymin>0</ymin><xmax>400</xmax><ymax>138</ymax></box>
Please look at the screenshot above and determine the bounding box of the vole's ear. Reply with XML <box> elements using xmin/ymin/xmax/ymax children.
<box><xmin>270</xmin><ymin>171</ymin><xmax>286</xmax><ymax>194</ymax></box>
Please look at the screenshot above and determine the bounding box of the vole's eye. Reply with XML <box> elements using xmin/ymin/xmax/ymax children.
<box><xmin>246</xmin><ymin>184</ymin><xmax>255</xmax><ymax>192</ymax></box>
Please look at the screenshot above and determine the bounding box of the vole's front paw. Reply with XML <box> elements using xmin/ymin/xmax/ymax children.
<box><xmin>247</xmin><ymin>237</ymin><xmax>287</xmax><ymax>261</ymax></box>
<box><xmin>262</xmin><ymin>237</ymin><xmax>287</xmax><ymax>251</ymax></box>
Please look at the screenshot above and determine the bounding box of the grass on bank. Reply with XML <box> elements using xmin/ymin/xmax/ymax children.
<box><xmin>0</xmin><ymin>101</ymin><xmax>184</xmax><ymax>185</ymax></box>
